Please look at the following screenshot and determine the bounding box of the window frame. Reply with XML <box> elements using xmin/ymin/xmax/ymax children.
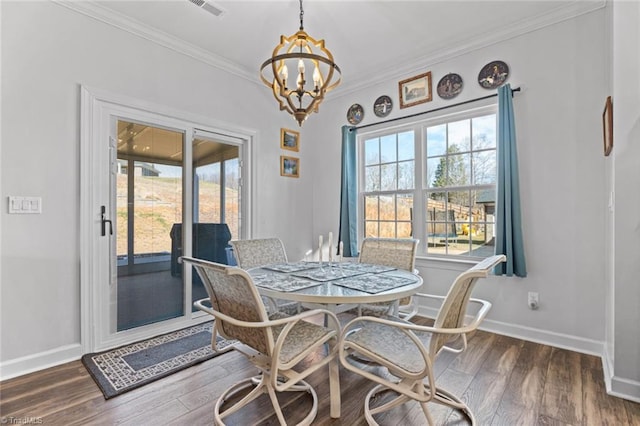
<box><xmin>357</xmin><ymin>104</ymin><xmax>497</xmax><ymax>260</ymax></box>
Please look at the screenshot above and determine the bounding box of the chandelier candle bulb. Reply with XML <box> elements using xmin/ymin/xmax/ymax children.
<box><xmin>339</xmin><ymin>241</ymin><xmax>343</xmax><ymax>261</ymax></box>
<box><xmin>328</xmin><ymin>232</ymin><xmax>333</xmax><ymax>262</ymax></box>
<box><xmin>319</xmin><ymin>235</ymin><xmax>323</xmax><ymax>263</ymax></box>
<box><xmin>259</xmin><ymin>0</ymin><xmax>341</xmax><ymax>126</ymax></box>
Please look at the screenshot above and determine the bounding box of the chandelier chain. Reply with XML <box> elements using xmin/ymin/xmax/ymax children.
<box><xmin>299</xmin><ymin>0</ymin><xmax>304</xmax><ymax>30</ymax></box>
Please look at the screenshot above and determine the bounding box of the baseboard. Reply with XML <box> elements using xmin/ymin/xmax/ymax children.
<box><xmin>418</xmin><ymin>307</ymin><xmax>640</xmax><ymax>402</ymax></box>
<box><xmin>0</xmin><ymin>344</ymin><xmax>82</xmax><ymax>382</ymax></box>
<box><xmin>417</xmin><ymin>307</ymin><xmax>603</xmax><ymax>355</ymax></box>
<box><xmin>602</xmin><ymin>345</ymin><xmax>640</xmax><ymax>403</ymax></box>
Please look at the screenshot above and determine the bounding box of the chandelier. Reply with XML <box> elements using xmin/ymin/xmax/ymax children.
<box><xmin>260</xmin><ymin>0</ymin><xmax>341</xmax><ymax>126</ymax></box>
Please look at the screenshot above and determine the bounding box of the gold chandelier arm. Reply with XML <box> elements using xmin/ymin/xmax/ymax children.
<box><xmin>259</xmin><ymin>2</ymin><xmax>341</xmax><ymax>126</ymax></box>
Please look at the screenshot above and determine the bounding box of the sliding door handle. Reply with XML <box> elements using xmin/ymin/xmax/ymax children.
<box><xmin>101</xmin><ymin>205</ymin><xmax>113</xmax><ymax>236</ymax></box>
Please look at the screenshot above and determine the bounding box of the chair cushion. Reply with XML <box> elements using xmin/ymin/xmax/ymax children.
<box><xmin>269</xmin><ymin>312</ymin><xmax>335</xmax><ymax>364</ymax></box>
<box><xmin>345</xmin><ymin>319</ymin><xmax>431</xmax><ymax>374</ymax></box>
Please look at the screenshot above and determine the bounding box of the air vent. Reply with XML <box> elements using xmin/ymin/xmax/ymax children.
<box><xmin>187</xmin><ymin>0</ymin><xmax>226</xmax><ymax>17</ymax></box>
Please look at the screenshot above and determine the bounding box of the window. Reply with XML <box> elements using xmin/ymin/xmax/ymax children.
<box><xmin>359</xmin><ymin>106</ymin><xmax>497</xmax><ymax>259</ymax></box>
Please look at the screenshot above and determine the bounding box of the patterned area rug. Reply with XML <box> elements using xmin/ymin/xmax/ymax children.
<box><xmin>81</xmin><ymin>321</ymin><xmax>235</xmax><ymax>399</ymax></box>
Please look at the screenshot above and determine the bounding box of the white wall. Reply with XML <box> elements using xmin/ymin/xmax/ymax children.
<box><xmin>1</xmin><ymin>1</ymin><xmax>637</xmax><ymax>401</ymax></box>
<box><xmin>609</xmin><ymin>0</ymin><xmax>640</xmax><ymax>401</ymax></box>
<box><xmin>0</xmin><ymin>1</ymin><xmax>312</xmax><ymax>364</ymax></box>
<box><xmin>307</xmin><ymin>9</ymin><xmax>609</xmax><ymax>352</ymax></box>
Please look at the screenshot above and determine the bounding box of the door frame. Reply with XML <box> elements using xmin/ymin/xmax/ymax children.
<box><xmin>80</xmin><ymin>86</ymin><xmax>255</xmax><ymax>353</ymax></box>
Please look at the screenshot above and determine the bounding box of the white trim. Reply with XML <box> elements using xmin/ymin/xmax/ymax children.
<box><xmin>333</xmin><ymin>1</ymin><xmax>606</xmax><ymax>98</ymax></box>
<box><xmin>0</xmin><ymin>344</ymin><xmax>82</xmax><ymax>382</ymax></box>
<box><xmin>52</xmin><ymin>0</ymin><xmax>604</xmax><ymax>99</ymax></box>
<box><xmin>602</xmin><ymin>345</ymin><xmax>640</xmax><ymax>403</ymax></box>
<box><xmin>52</xmin><ymin>0</ymin><xmax>254</xmax><ymax>84</ymax></box>
<box><xmin>80</xmin><ymin>85</ymin><xmax>255</xmax><ymax>353</ymax></box>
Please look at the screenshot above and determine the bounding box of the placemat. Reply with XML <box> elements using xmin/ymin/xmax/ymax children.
<box><xmin>262</xmin><ymin>262</ymin><xmax>319</xmax><ymax>273</ymax></box>
<box><xmin>292</xmin><ymin>266</ymin><xmax>365</xmax><ymax>282</ymax></box>
<box><xmin>331</xmin><ymin>273</ymin><xmax>417</xmax><ymax>294</ymax></box>
<box><xmin>339</xmin><ymin>263</ymin><xmax>397</xmax><ymax>274</ymax></box>
<box><xmin>252</xmin><ymin>273</ymin><xmax>321</xmax><ymax>292</ymax></box>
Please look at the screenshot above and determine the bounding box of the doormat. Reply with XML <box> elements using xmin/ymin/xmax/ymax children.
<box><xmin>81</xmin><ymin>321</ymin><xmax>235</xmax><ymax>399</ymax></box>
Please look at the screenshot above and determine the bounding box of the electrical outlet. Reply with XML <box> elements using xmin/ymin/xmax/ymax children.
<box><xmin>528</xmin><ymin>292</ymin><xmax>539</xmax><ymax>310</ymax></box>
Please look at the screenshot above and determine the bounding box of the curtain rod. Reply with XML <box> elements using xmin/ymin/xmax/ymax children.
<box><xmin>351</xmin><ymin>87</ymin><xmax>521</xmax><ymax>132</ymax></box>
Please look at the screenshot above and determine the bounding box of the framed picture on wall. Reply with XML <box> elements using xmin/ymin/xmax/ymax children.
<box><xmin>280</xmin><ymin>155</ymin><xmax>300</xmax><ymax>178</ymax></box>
<box><xmin>398</xmin><ymin>71</ymin><xmax>432</xmax><ymax>109</ymax></box>
<box><xmin>280</xmin><ymin>128</ymin><xmax>300</xmax><ymax>152</ymax></box>
<box><xmin>602</xmin><ymin>96</ymin><xmax>613</xmax><ymax>156</ymax></box>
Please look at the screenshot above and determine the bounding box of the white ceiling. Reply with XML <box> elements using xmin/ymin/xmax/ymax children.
<box><xmin>62</xmin><ymin>0</ymin><xmax>603</xmax><ymax>95</ymax></box>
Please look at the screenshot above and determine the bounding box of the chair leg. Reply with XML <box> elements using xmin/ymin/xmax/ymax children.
<box><xmin>362</xmin><ymin>382</ymin><xmax>475</xmax><ymax>426</ymax></box>
<box><xmin>432</xmin><ymin>386</ymin><xmax>476</xmax><ymax>424</ymax></box>
<box><xmin>329</xmin><ymin>358</ymin><xmax>341</xmax><ymax>418</ymax></box>
<box><xmin>216</xmin><ymin>373</ymin><xmax>319</xmax><ymax>426</ymax></box>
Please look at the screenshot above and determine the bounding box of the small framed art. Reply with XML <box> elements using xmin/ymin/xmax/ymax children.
<box><xmin>398</xmin><ymin>72</ymin><xmax>432</xmax><ymax>109</ymax></box>
<box><xmin>281</xmin><ymin>128</ymin><xmax>300</xmax><ymax>152</ymax></box>
<box><xmin>602</xmin><ymin>96</ymin><xmax>613</xmax><ymax>156</ymax></box>
<box><xmin>280</xmin><ymin>155</ymin><xmax>300</xmax><ymax>178</ymax></box>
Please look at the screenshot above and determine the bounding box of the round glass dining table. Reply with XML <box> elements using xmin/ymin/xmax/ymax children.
<box><xmin>248</xmin><ymin>262</ymin><xmax>423</xmax><ymax>314</ymax></box>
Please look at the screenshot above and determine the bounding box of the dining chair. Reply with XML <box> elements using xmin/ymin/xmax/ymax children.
<box><xmin>354</xmin><ymin>237</ymin><xmax>420</xmax><ymax>320</ymax></box>
<box><xmin>181</xmin><ymin>256</ymin><xmax>341</xmax><ymax>426</ymax></box>
<box><xmin>229</xmin><ymin>238</ymin><xmax>299</xmax><ymax>315</ymax></box>
<box><xmin>338</xmin><ymin>254</ymin><xmax>506</xmax><ymax>425</ymax></box>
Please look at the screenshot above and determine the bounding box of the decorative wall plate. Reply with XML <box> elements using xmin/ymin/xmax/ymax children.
<box><xmin>437</xmin><ymin>73</ymin><xmax>463</xmax><ymax>100</ymax></box>
<box><xmin>373</xmin><ymin>95</ymin><xmax>393</xmax><ymax>118</ymax></box>
<box><xmin>347</xmin><ymin>103</ymin><xmax>364</xmax><ymax>125</ymax></box>
<box><xmin>478</xmin><ymin>60</ymin><xmax>509</xmax><ymax>89</ymax></box>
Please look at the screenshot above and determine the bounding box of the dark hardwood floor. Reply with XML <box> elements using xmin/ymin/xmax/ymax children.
<box><xmin>1</xmin><ymin>316</ymin><xmax>639</xmax><ymax>425</ymax></box>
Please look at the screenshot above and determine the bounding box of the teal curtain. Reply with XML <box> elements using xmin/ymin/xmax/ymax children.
<box><xmin>495</xmin><ymin>84</ymin><xmax>527</xmax><ymax>277</ymax></box>
<box><xmin>338</xmin><ymin>125</ymin><xmax>358</xmax><ymax>257</ymax></box>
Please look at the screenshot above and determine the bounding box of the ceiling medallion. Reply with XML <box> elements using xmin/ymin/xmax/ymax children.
<box><xmin>259</xmin><ymin>0</ymin><xmax>342</xmax><ymax>126</ymax></box>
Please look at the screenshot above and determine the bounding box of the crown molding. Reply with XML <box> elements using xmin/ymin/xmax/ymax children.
<box><xmin>52</xmin><ymin>0</ymin><xmax>258</xmax><ymax>85</ymax></box>
<box><xmin>331</xmin><ymin>0</ymin><xmax>606</xmax><ymax>99</ymax></box>
<box><xmin>52</xmin><ymin>0</ymin><xmax>605</xmax><ymax>96</ymax></box>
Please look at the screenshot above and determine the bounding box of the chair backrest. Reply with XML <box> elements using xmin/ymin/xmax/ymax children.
<box><xmin>229</xmin><ymin>238</ymin><xmax>288</xmax><ymax>270</ymax></box>
<box><xmin>182</xmin><ymin>257</ymin><xmax>274</xmax><ymax>355</ymax></box>
<box><xmin>358</xmin><ymin>238</ymin><xmax>418</xmax><ymax>272</ymax></box>
<box><xmin>430</xmin><ymin>254</ymin><xmax>506</xmax><ymax>355</ymax></box>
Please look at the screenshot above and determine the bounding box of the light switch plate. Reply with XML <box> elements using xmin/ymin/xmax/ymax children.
<box><xmin>8</xmin><ymin>196</ymin><xmax>42</xmax><ymax>214</ymax></box>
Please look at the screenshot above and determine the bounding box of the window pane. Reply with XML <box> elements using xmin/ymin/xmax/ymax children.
<box><xmin>397</xmin><ymin>194</ymin><xmax>413</xmax><ymax>220</ymax></box>
<box><xmin>365</xmin><ymin>195</ymin><xmax>379</xmax><ymax>220</ymax></box>
<box><xmin>473</xmin><ymin>114</ymin><xmax>496</xmax><ymax>149</ymax></box>
<box><xmin>380</xmin><ymin>134</ymin><xmax>397</xmax><ymax>163</ymax></box>
<box><xmin>380</xmin><ymin>163</ymin><xmax>397</xmax><ymax>191</ymax></box>
<box><xmin>379</xmin><ymin>221</ymin><xmax>396</xmax><ymax>238</ymax></box>
<box><xmin>398</xmin><ymin>131</ymin><xmax>414</xmax><ymax>161</ymax></box>
<box><xmin>426</xmin><ymin>157</ymin><xmax>441</xmax><ymax>188</ymax></box>
<box><xmin>365</xmin><ymin>221</ymin><xmax>378</xmax><ymax>237</ymax></box>
<box><xmin>365</xmin><ymin>165</ymin><xmax>380</xmax><ymax>191</ymax></box>
<box><xmin>397</xmin><ymin>222</ymin><xmax>412</xmax><ymax>238</ymax></box>
<box><xmin>448</xmin><ymin>119</ymin><xmax>471</xmax><ymax>152</ymax></box>
<box><xmin>196</xmin><ymin>162</ymin><xmax>221</xmax><ymax>223</ymax></box>
<box><xmin>426</xmin><ymin>124</ymin><xmax>446</xmax><ymax>157</ymax></box>
<box><xmin>224</xmin><ymin>158</ymin><xmax>240</xmax><ymax>239</ymax></box>
<box><xmin>447</xmin><ymin>153</ymin><xmax>471</xmax><ymax>186</ymax></box>
<box><xmin>364</xmin><ymin>138</ymin><xmax>379</xmax><ymax>165</ymax></box>
<box><xmin>467</xmin><ymin>189</ymin><xmax>496</xmax><ymax>257</ymax></box>
<box><xmin>426</xmin><ymin>193</ymin><xmax>454</xmax><ymax>255</ymax></box>
<box><xmin>398</xmin><ymin>160</ymin><xmax>414</xmax><ymax>190</ymax></box>
<box><xmin>379</xmin><ymin>195</ymin><xmax>395</xmax><ymax>222</ymax></box>
<box><xmin>473</xmin><ymin>151</ymin><xmax>496</xmax><ymax>184</ymax></box>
